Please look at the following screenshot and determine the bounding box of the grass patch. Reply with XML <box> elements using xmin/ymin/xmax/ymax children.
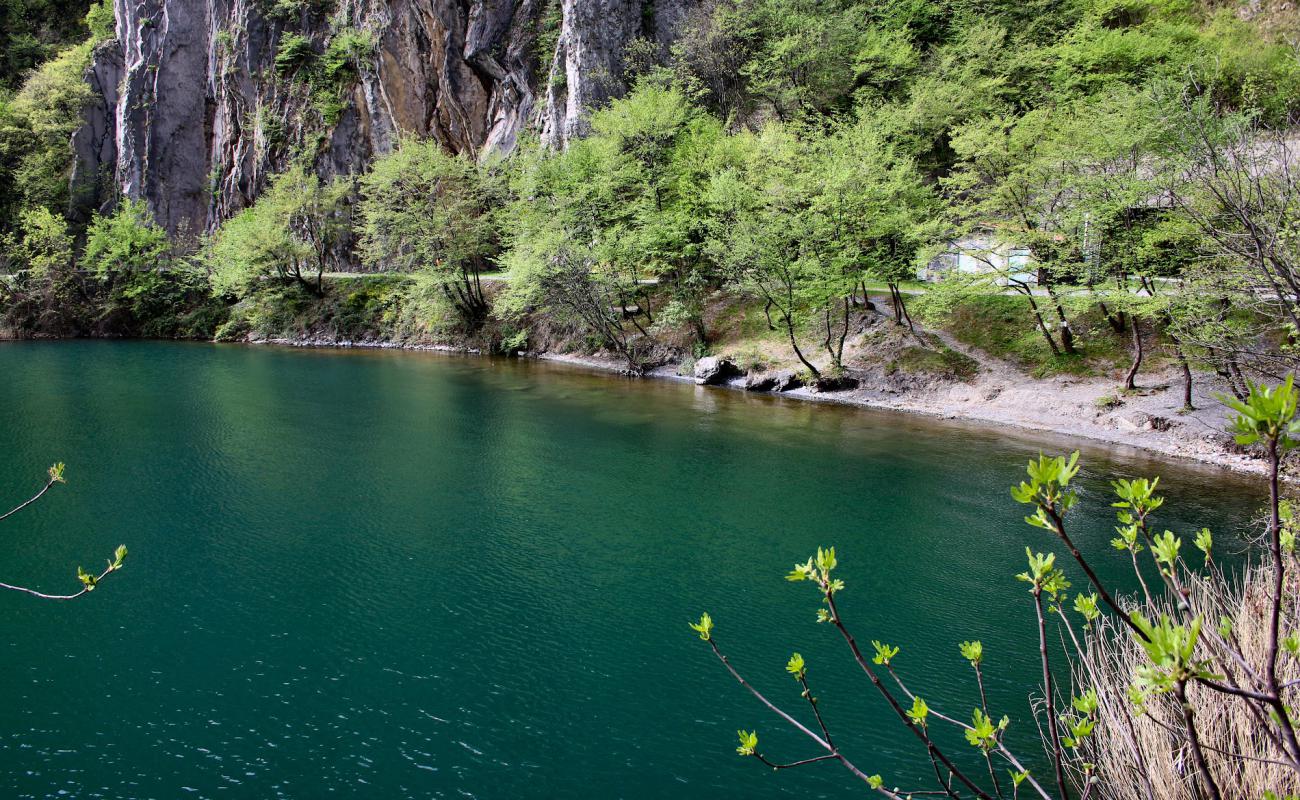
<box><xmin>941</xmin><ymin>294</ymin><xmax>1136</xmax><ymax>378</ymax></box>
<box><xmin>889</xmin><ymin>345</ymin><xmax>980</xmax><ymax>381</ymax></box>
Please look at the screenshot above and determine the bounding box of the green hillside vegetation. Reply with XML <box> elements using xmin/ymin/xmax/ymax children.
<box><xmin>1</xmin><ymin>0</ymin><xmax>1298</xmax><ymax>395</ymax></box>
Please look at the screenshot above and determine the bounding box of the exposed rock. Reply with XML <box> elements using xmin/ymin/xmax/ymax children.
<box><xmin>694</xmin><ymin>355</ymin><xmax>742</xmax><ymax>386</ymax></box>
<box><xmin>771</xmin><ymin>370</ymin><xmax>802</xmax><ymax>392</ymax></box>
<box><xmin>742</xmin><ymin>372</ymin><xmax>779</xmax><ymax>392</ymax></box>
<box><xmin>947</xmin><ymin>384</ymin><xmax>978</xmax><ymax>403</ymax></box>
<box><xmin>69</xmin><ymin>39</ymin><xmax>123</xmax><ymax>226</ymax></box>
<box><xmin>1148</xmin><ymin>415</ymin><xmax>1174</xmax><ymax>432</ymax></box>
<box><xmin>77</xmin><ymin>0</ymin><xmax>698</xmax><ymax>237</ymax></box>
<box><xmin>811</xmin><ymin>374</ymin><xmax>860</xmax><ymax>393</ymax></box>
<box><xmin>1114</xmin><ymin>411</ymin><xmax>1153</xmax><ymax>432</ymax></box>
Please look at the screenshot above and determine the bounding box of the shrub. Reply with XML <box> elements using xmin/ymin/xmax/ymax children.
<box><xmin>274</xmin><ymin>33</ymin><xmax>315</xmax><ymax>75</ymax></box>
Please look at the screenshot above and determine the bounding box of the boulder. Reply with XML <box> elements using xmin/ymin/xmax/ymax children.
<box><xmin>771</xmin><ymin>370</ymin><xmax>803</xmax><ymax>392</ymax></box>
<box><xmin>742</xmin><ymin>372</ymin><xmax>779</xmax><ymax>392</ymax></box>
<box><xmin>694</xmin><ymin>356</ymin><xmax>743</xmax><ymax>386</ymax></box>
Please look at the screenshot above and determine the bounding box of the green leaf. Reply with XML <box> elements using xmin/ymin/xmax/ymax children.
<box><xmin>1073</xmin><ymin>593</ymin><xmax>1100</xmax><ymax>622</ymax></box>
<box><xmin>1151</xmin><ymin>530</ymin><xmax>1181</xmax><ymax>568</ymax></box>
<box><xmin>871</xmin><ymin>640</ymin><xmax>899</xmax><ymax>665</ymax></box>
<box><xmin>786</xmin><ymin>652</ymin><xmax>806</xmax><ymax>680</ymax></box>
<box><xmin>906</xmin><ymin>696</ymin><xmax>929</xmax><ymax>725</ymax></box>
<box><xmin>1194</xmin><ymin>528</ymin><xmax>1213</xmax><ymax>562</ymax></box>
<box><xmin>736</xmin><ymin>729</ymin><xmax>758</xmax><ymax>757</ymax></box>
<box><xmin>688</xmin><ymin>613</ymin><xmax>714</xmax><ymax>641</ymax></box>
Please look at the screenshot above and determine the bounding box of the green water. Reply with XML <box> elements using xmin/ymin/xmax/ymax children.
<box><xmin>0</xmin><ymin>341</ymin><xmax>1260</xmax><ymax>798</ymax></box>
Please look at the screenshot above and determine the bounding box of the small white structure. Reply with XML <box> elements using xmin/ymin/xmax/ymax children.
<box><xmin>919</xmin><ymin>231</ymin><xmax>1035</xmax><ymax>285</ymax></box>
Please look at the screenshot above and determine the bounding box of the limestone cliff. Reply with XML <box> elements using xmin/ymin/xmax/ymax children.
<box><xmin>72</xmin><ymin>0</ymin><xmax>693</xmax><ymax>238</ymax></box>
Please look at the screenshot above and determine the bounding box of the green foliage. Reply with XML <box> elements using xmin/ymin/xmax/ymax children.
<box><xmin>0</xmin><ymin>0</ymin><xmax>95</xmax><ymax>91</ymax></box>
<box><xmin>83</xmin><ymin>200</ymin><xmax>169</xmax><ymax>277</ymax></box>
<box><xmin>871</xmin><ymin>641</ymin><xmax>899</xmax><ymax>665</ymax></box>
<box><xmin>321</xmin><ymin>28</ymin><xmax>375</xmax><ymax>83</ymax></box>
<box><xmin>275</xmin><ymin>32</ymin><xmax>315</xmax><ymax>75</ymax></box>
<box><xmin>735</xmin><ymin>729</ymin><xmax>758</xmax><ymax>756</ymax></box>
<box><xmin>1073</xmin><ymin>592</ymin><xmax>1100</xmax><ymax>622</ymax></box>
<box><xmin>358</xmin><ymin>139</ymin><xmax>500</xmax><ymax>324</ymax></box>
<box><xmin>85</xmin><ymin>1</ymin><xmax>114</xmax><ymax>43</ymax></box>
<box><xmin>1193</xmin><ymin>528</ymin><xmax>1212</xmax><ymax>562</ymax></box>
<box><xmin>784</xmin><ymin>652</ymin><xmax>805</xmax><ymax>680</ymax></box>
<box><xmin>205</xmin><ymin>164</ymin><xmax>350</xmax><ymax>299</ymax></box>
<box><xmin>0</xmin><ymin>41</ymin><xmax>93</xmax><ymax>228</ymax></box>
<box><xmin>1128</xmin><ymin>612</ymin><xmax>1216</xmax><ymax>696</ymax></box>
<box><xmin>359</xmin><ymin>141</ymin><xmax>499</xmax><ymax>275</ymax></box>
<box><xmin>688</xmin><ymin>612</ymin><xmax>713</xmax><ymax>641</ymax></box>
<box><xmin>965</xmin><ymin>708</ymin><xmax>1009</xmax><ymax>750</ymax></box>
<box><xmin>1220</xmin><ymin>376</ymin><xmax>1300</xmax><ymax>451</ymax></box>
<box><xmin>5</xmin><ymin>205</ymin><xmax>72</xmax><ymax>277</ymax></box>
<box><xmin>1011</xmin><ymin>451</ymin><xmax>1081</xmax><ymax>527</ymax></box>
<box><xmin>906</xmin><ymin>695</ymin><xmax>929</xmax><ymax>725</ymax></box>
<box><xmin>1016</xmin><ymin>547</ymin><xmax>1068</xmax><ymax>596</ymax></box>
<box><xmin>80</xmin><ymin>200</ymin><xmax>220</xmax><ymax>335</ymax></box>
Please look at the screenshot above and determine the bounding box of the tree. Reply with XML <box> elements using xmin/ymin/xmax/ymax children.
<box><xmin>585</xmin><ymin>82</ymin><xmax>726</xmax><ymax>350</ymax></box>
<box><xmin>82</xmin><ymin>200</ymin><xmax>219</xmax><ymax>335</ymax></box>
<box><xmin>1159</xmin><ymin>97</ymin><xmax>1300</xmax><ymax>378</ymax></box>
<box><xmin>706</xmin><ymin>124</ymin><xmax>830</xmax><ymax>378</ymax></box>
<box><xmin>0</xmin><ymin>205</ymin><xmax>83</xmax><ymax>334</ymax></box>
<box><xmin>813</xmin><ymin>118</ymin><xmax>935</xmax><ymax>334</ymax></box>
<box><xmin>1</xmin><ymin>463</ymin><xmax>127</xmax><ymax>600</ymax></box>
<box><xmin>358</xmin><ymin>140</ymin><xmax>500</xmax><ymax>326</ymax></box>
<box><xmin>502</xmin><ymin>135</ymin><xmax>658</xmax><ymax>373</ymax></box>
<box><xmin>0</xmin><ymin>40</ymin><xmax>93</xmax><ymax>232</ymax></box>
<box><xmin>206</xmin><ymin>165</ymin><xmax>350</xmax><ymax>299</ymax></box>
<box><xmin>503</xmin><ymin>87</ymin><xmax>726</xmax><ymax>371</ymax></box>
<box><xmin>947</xmin><ymin>109</ymin><xmax>1091</xmax><ymax>358</ymax></box>
<box><xmin>691</xmin><ymin>378</ymin><xmax>1300</xmax><ymax>799</ymax></box>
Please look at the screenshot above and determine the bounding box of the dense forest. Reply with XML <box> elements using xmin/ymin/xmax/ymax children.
<box><xmin>1</xmin><ymin>0</ymin><xmax>1298</xmax><ymax>396</ymax></box>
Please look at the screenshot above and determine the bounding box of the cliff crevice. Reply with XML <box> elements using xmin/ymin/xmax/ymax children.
<box><xmin>71</xmin><ymin>0</ymin><xmax>694</xmax><ymax>238</ymax></box>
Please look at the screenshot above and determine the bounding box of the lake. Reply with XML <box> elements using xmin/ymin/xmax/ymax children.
<box><xmin>0</xmin><ymin>341</ymin><xmax>1260</xmax><ymax>798</ymax></box>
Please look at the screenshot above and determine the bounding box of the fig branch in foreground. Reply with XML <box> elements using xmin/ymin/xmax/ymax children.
<box><xmin>691</xmin><ymin>378</ymin><xmax>1300</xmax><ymax>799</ymax></box>
<box><xmin>0</xmin><ymin>463</ymin><xmax>128</xmax><ymax>600</ymax></box>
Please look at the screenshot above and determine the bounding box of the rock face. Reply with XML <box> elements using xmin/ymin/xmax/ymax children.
<box><xmin>72</xmin><ymin>0</ymin><xmax>695</xmax><ymax>237</ymax></box>
<box><xmin>693</xmin><ymin>356</ymin><xmax>742</xmax><ymax>386</ymax></box>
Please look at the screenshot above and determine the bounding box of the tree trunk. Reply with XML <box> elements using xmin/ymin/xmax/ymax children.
<box><xmin>1169</xmin><ymin>332</ymin><xmax>1194</xmax><ymax>410</ymax></box>
<box><xmin>891</xmin><ymin>284</ymin><xmax>915</xmax><ymax>333</ymax></box>
<box><xmin>1018</xmin><ymin>287</ymin><xmax>1061</xmax><ymax>356</ymax></box>
<box><xmin>836</xmin><ymin>296</ymin><xmax>849</xmax><ymax>366</ymax></box>
<box><xmin>1227</xmin><ymin>357</ymin><xmax>1249</xmax><ymax>401</ymax></box>
<box><xmin>783</xmin><ymin>311</ymin><xmax>820</xmax><ymax>378</ymax></box>
<box><xmin>1045</xmin><ymin>286</ymin><xmax>1077</xmax><ymax>355</ymax></box>
<box><xmin>1124</xmin><ymin>317</ymin><xmax>1143</xmax><ymax>390</ymax></box>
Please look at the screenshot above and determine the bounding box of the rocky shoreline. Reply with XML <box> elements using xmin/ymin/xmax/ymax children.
<box><xmin>248</xmin><ymin>334</ymin><xmax>1264</xmax><ymax>479</ymax></box>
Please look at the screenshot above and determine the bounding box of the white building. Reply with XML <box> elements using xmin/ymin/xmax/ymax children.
<box><xmin>919</xmin><ymin>231</ymin><xmax>1035</xmax><ymax>285</ymax></box>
